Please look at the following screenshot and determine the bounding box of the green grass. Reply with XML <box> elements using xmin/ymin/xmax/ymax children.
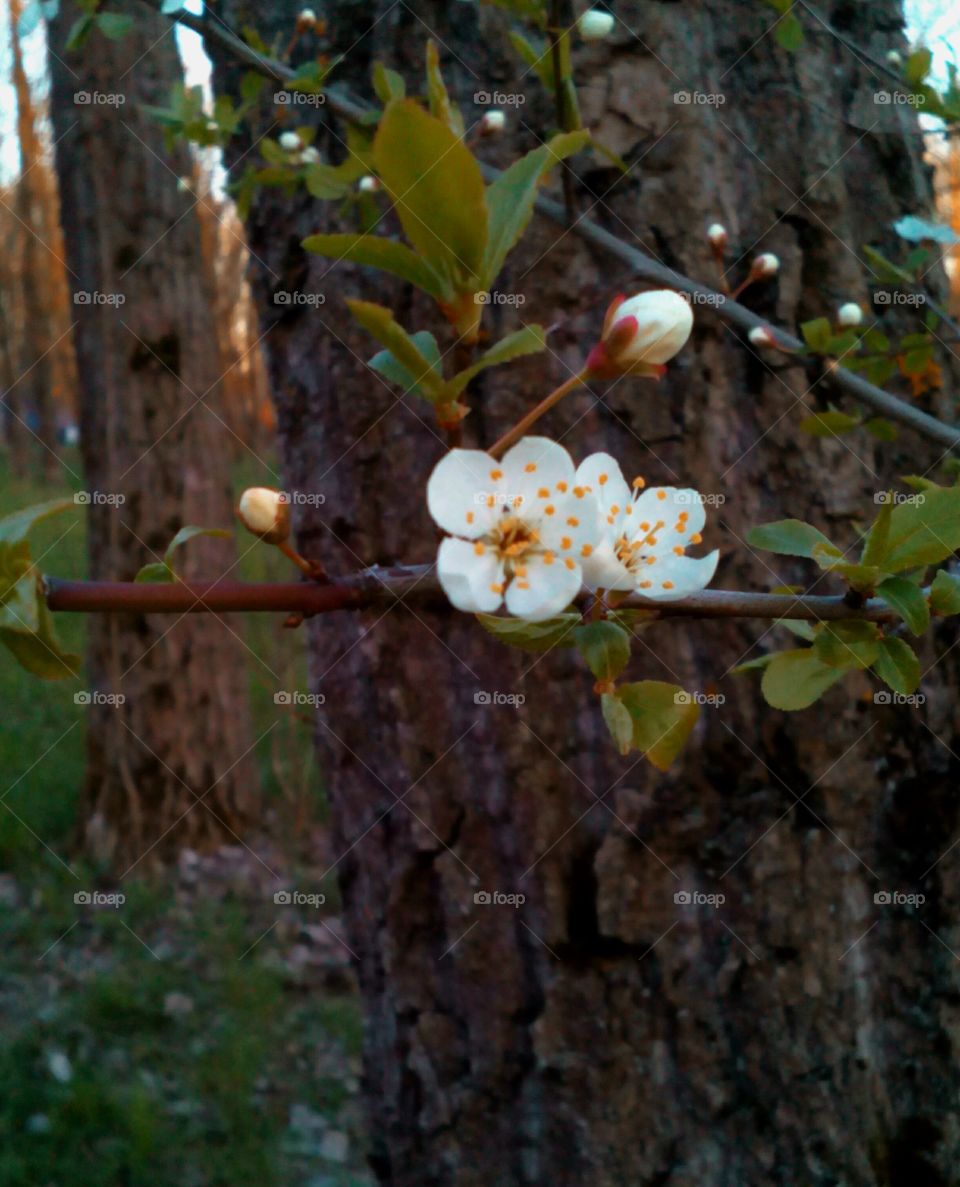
<box><xmin>0</xmin><ymin>454</ymin><xmax>368</xmax><ymax>1186</ymax></box>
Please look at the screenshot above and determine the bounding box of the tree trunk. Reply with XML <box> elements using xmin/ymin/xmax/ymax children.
<box><xmin>208</xmin><ymin>1</ymin><xmax>960</xmax><ymax>1182</ymax></box>
<box><xmin>47</xmin><ymin>1</ymin><xmax>259</xmax><ymax>868</ymax></box>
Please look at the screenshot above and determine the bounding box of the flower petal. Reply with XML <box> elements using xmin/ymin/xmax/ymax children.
<box><xmin>631</xmin><ymin>487</ymin><xmax>707</xmax><ymax>539</ymax></box>
<box><xmin>537</xmin><ymin>491</ymin><xmax>603</xmax><ymax>562</ymax></box>
<box><xmin>427</xmin><ymin>449</ymin><xmax>502</xmax><ymax>539</ymax></box>
<box><xmin>500</xmin><ymin>437</ymin><xmax>576</xmax><ymax>516</ymax></box>
<box><xmin>634</xmin><ymin>550</ymin><xmax>719</xmax><ymax>600</ymax></box>
<box><xmin>580</xmin><ymin>538</ymin><xmax>634</xmax><ymax>592</ymax></box>
<box><xmin>504</xmin><ymin>552</ymin><xmax>581</xmax><ymax>621</ymax></box>
<box><xmin>574</xmin><ymin>453</ymin><xmax>631</xmax><ymax>519</ymax></box>
<box><xmin>437</xmin><ymin>537</ymin><xmax>506</xmax><ymax>613</ymax></box>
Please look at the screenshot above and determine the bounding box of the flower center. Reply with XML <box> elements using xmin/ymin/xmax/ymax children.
<box><xmin>615</xmin><ymin>518</ymin><xmax>669</xmax><ymax>572</ymax></box>
<box><xmin>491</xmin><ymin>514</ymin><xmax>539</xmax><ymax>569</ymax></box>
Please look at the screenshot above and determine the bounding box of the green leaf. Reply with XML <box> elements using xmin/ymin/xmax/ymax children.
<box><xmin>904</xmin><ymin>49</ymin><xmax>933</xmax><ymax>87</ymax></box>
<box><xmin>0</xmin><ymin>498</ymin><xmax>75</xmax><ymax>547</ymax></box>
<box><xmin>65</xmin><ymin>12</ymin><xmax>95</xmax><ymax>50</ymax></box>
<box><xmin>747</xmin><ymin>519</ymin><xmax>838</xmax><ymax>559</ymax></box>
<box><xmin>601</xmin><ymin>693</ymin><xmax>634</xmax><ymax>756</ymax></box>
<box><xmin>445</xmin><ymin>325</ymin><xmax>547</xmax><ymax>397</ymax></box>
<box><xmin>95</xmin><ymin>11</ymin><xmax>133</xmax><ymax>39</ymax></box>
<box><xmin>369</xmin><ymin>330</ymin><xmax>442</xmax><ymax>396</ymax></box>
<box><xmin>476</xmin><ymin>612</ymin><xmax>580</xmax><ymax>653</ymax></box>
<box><xmin>0</xmin><ymin>600</ymin><xmax>80</xmax><ymax>681</ymax></box>
<box><xmin>860</xmin><ymin>500</ymin><xmax>893</xmax><ymax>568</ymax></box>
<box><xmin>731</xmin><ymin>653</ymin><xmax>777</xmax><ymax>674</ymax></box>
<box><xmin>425</xmin><ymin>41</ymin><xmax>464</xmax><ymax>136</ymax></box>
<box><xmin>877</xmin><ymin>575</ymin><xmax>930</xmax><ymax>636</ymax></box>
<box><xmin>0</xmin><ymin>568</ymin><xmax>40</xmax><ymax>635</ymax></box>
<box><xmin>347</xmin><ymin>301</ymin><xmax>447</xmax><ymax>402</ymax></box>
<box><xmin>372</xmin><ymin>62</ymin><xmax>405</xmax><ymax>104</ymax></box>
<box><xmin>573</xmin><ymin>621</ymin><xmax>631</xmax><ymax>682</ymax></box>
<box><xmin>864</xmin><ymin>417</ymin><xmax>897</xmax><ymax>441</ymax></box>
<box><xmin>508</xmin><ymin>30</ymin><xmax>554</xmax><ymax>88</ymax></box>
<box><xmin>617</xmin><ymin>681</ymin><xmax>699</xmax><ymax>771</ymax></box>
<box><xmin>930</xmin><ymin>569</ymin><xmax>960</xmax><ymax>615</ymax></box>
<box><xmin>301</xmin><ymin>233</ymin><xmax>448</xmax><ymax>300</ymax></box>
<box><xmin>813</xmin><ymin>621</ymin><xmax>882</xmax><ymax>670</ymax></box>
<box><xmin>135</xmin><ymin>562</ymin><xmax>174</xmax><ymax>584</ymax></box>
<box><xmin>800</xmin><ymin>317</ymin><xmax>832</xmax><ymax>353</ymax></box>
<box><xmin>872</xmin><ymin>637</ymin><xmax>921</xmax><ymax>696</ymax></box>
<box><xmin>481</xmin><ymin>131</ymin><xmax>589</xmax><ymax>288</ymax></box>
<box><xmin>760</xmin><ymin>648</ymin><xmax>845</xmax><ymax>709</ymax></box>
<box><xmin>775</xmin><ymin>11</ymin><xmax>804</xmax><ymax>51</ymax></box>
<box><xmin>884</xmin><ymin>486</ymin><xmax>960</xmax><ymax>572</ymax></box>
<box><xmin>799</xmin><ymin>409</ymin><xmax>862</xmax><ymax>437</ymax></box>
<box><xmin>373</xmin><ymin>99</ymin><xmax>487</xmax><ymax>292</ymax></box>
<box><xmin>134</xmin><ymin>525</ymin><xmax>231</xmax><ymax>583</ymax></box>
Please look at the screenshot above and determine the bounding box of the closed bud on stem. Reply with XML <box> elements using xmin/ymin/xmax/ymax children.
<box><xmin>586</xmin><ymin>291</ymin><xmax>694</xmax><ymax>379</ymax></box>
<box><xmin>279</xmin><ymin>131</ymin><xmax>302</xmax><ymax>152</ymax></box>
<box><xmin>577</xmin><ymin>8</ymin><xmax>615</xmax><ymax>40</ymax></box>
<box><xmin>479</xmin><ymin>109</ymin><xmax>506</xmax><ymax>137</ymax></box>
<box><xmin>358</xmin><ymin>175</ymin><xmax>381</xmax><ymax>193</ymax></box>
<box><xmin>237</xmin><ymin>488</ymin><xmax>290</xmax><ymax>545</ymax></box>
<box><xmin>707</xmin><ymin>223</ymin><xmax>727</xmax><ymax>249</ymax></box>
<box><xmin>837</xmin><ymin>302</ymin><xmax>863</xmax><ymax>327</ymax></box>
<box><xmin>886</xmin><ymin>50</ymin><xmax>902</xmax><ymax>68</ymax></box>
<box><xmin>297</xmin><ymin>8</ymin><xmax>318</xmax><ymax>29</ymax></box>
<box><xmin>300</xmin><ymin>146</ymin><xmax>321</xmax><ymax>165</ymax></box>
<box><xmin>748</xmin><ymin>325</ymin><xmax>777</xmax><ymax>348</ymax></box>
<box><xmin>751</xmin><ymin>252</ymin><xmax>780</xmax><ymax>279</ymax></box>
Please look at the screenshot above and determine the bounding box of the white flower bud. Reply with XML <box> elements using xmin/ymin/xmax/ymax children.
<box><xmin>279</xmin><ymin>131</ymin><xmax>302</xmax><ymax>151</ymax></box>
<box><xmin>358</xmin><ymin>175</ymin><xmax>381</xmax><ymax>193</ymax></box>
<box><xmin>748</xmin><ymin>325</ymin><xmax>776</xmax><ymax>347</ymax></box>
<box><xmin>587</xmin><ymin>290</ymin><xmax>694</xmax><ymax>377</ymax></box>
<box><xmin>886</xmin><ymin>50</ymin><xmax>902</xmax><ymax>68</ymax></box>
<box><xmin>479</xmin><ymin>109</ymin><xmax>506</xmax><ymax>137</ymax></box>
<box><xmin>707</xmin><ymin>223</ymin><xmax>727</xmax><ymax>247</ymax></box>
<box><xmin>752</xmin><ymin>252</ymin><xmax>780</xmax><ymax>278</ymax></box>
<box><xmin>299</xmin><ymin>146</ymin><xmax>321</xmax><ymax>165</ymax></box>
<box><xmin>837</xmin><ymin>302</ymin><xmax>863</xmax><ymax>327</ymax></box>
<box><xmin>298</xmin><ymin>7</ymin><xmax>318</xmax><ymax>26</ymax></box>
<box><xmin>577</xmin><ymin>8</ymin><xmax>615</xmax><ymax>41</ymax></box>
<box><xmin>237</xmin><ymin>488</ymin><xmax>290</xmax><ymax>545</ymax></box>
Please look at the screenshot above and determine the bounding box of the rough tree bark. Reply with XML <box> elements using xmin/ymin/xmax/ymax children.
<box><xmin>208</xmin><ymin>1</ymin><xmax>960</xmax><ymax>1182</ymax></box>
<box><xmin>46</xmin><ymin>2</ymin><xmax>259</xmax><ymax>867</ymax></box>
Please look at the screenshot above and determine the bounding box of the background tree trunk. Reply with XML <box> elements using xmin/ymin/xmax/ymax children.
<box><xmin>209</xmin><ymin>1</ymin><xmax>960</xmax><ymax>1182</ymax></box>
<box><xmin>46</xmin><ymin>1</ymin><xmax>259</xmax><ymax>868</ymax></box>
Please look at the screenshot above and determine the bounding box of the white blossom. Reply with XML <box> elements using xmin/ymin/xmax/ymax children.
<box><xmin>573</xmin><ymin>453</ymin><xmax>719</xmax><ymax>600</ymax></box>
<box><xmin>578</xmin><ymin>8</ymin><xmax>615</xmax><ymax>40</ymax></box>
<box><xmin>427</xmin><ymin>438</ymin><xmax>602</xmax><ymax>621</ymax></box>
<box><xmin>279</xmin><ymin>131</ymin><xmax>303</xmax><ymax>151</ymax></box>
<box><xmin>837</xmin><ymin>302</ymin><xmax>863</xmax><ymax>327</ymax></box>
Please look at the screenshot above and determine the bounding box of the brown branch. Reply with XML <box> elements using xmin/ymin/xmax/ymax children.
<box><xmin>143</xmin><ymin>0</ymin><xmax>960</xmax><ymax>455</ymax></box>
<box><xmin>45</xmin><ymin>570</ymin><xmax>903</xmax><ymax>624</ymax></box>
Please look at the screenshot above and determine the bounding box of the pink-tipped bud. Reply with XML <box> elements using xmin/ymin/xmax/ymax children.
<box><xmin>479</xmin><ymin>109</ymin><xmax>506</xmax><ymax>137</ymax></box>
<box><xmin>748</xmin><ymin>325</ymin><xmax>777</xmax><ymax>348</ymax></box>
<box><xmin>751</xmin><ymin>253</ymin><xmax>780</xmax><ymax>279</ymax></box>
<box><xmin>587</xmin><ymin>290</ymin><xmax>693</xmax><ymax>379</ymax></box>
<box><xmin>358</xmin><ymin>175</ymin><xmax>381</xmax><ymax>194</ymax></box>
